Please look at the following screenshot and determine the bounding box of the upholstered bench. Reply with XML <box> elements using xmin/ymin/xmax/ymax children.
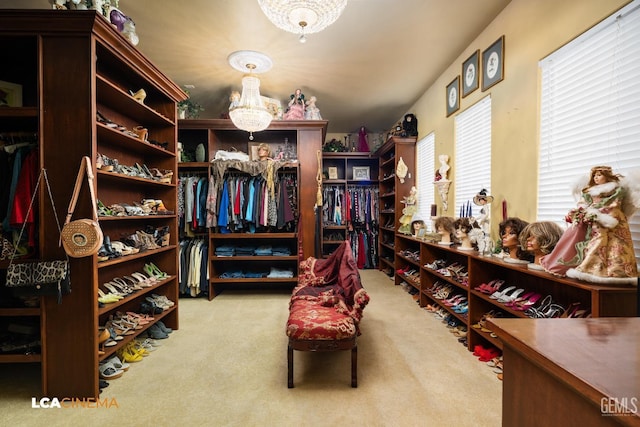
<box><xmin>286</xmin><ymin>241</ymin><xmax>369</xmax><ymax>388</ymax></box>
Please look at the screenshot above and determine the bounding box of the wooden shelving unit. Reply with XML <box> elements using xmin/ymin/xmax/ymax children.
<box><xmin>0</xmin><ymin>10</ymin><xmax>185</xmax><ymax>398</ymax></box>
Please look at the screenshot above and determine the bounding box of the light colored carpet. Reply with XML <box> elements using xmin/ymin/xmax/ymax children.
<box><xmin>0</xmin><ymin>270</ymin><xmax>502</xmax><ymax>426</ymax></box>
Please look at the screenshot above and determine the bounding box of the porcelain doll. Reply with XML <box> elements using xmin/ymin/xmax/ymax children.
<box><xmin>398</xmin><ymin>186</ymin><xmax>417</xmax><ymax>235</ymax></box>
<box><xmin>304</xmin><ymin>96</ymin><xmax>322</xmax><ymax>120</ymax></box>
<box><xmin>284</xmin><ymin>89</ymin><xmax>305</xmax><ymax>120</ymax></box>
<box><xmin>541</xmin><ymin>166</ymin><xmax>639</xmax><ymax>284</ymax></box>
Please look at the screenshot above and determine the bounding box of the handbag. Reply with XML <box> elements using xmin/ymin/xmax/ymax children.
<box><xmin>6</xmin><ymin>169</ymin><xmax>70</xmax><ymax>303</ymax></box>
<box><xmin>60</xmin><ymin>156</ymin><xmax>103</xmax><ymax>258</ymax></box>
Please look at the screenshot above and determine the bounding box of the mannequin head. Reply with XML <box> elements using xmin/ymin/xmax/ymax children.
<box><xmin>412</xmin><ymin>220</ymin><xmax>425</xmax><ymax>237</ymax></box>
<box><xmin>499</xmin><ymin>217</ymin><xmax>529</xmax><ymax>259</ymax></box>
<box><xmin>454</xmin><ymin>217</ymin><xmax>480</xmax><ymax>249</ymax></box>
<box><xmin>434</xmin><ymin>216</ymin><xmax>456</xmax><ymax>244</ymax></box>
<box><xmin>519</xmin><ymin>221</ymin><xmax>564</xmax><ymax>263</ymax></box>
<box><xmin>257</xmin><ymin>143</ymin><xmax>271</xmax><ymax>160</ymax></box>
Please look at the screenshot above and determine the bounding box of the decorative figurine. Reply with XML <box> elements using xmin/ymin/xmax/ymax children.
<box><xmin>229</xmin><ymin>91</ymin><xmax>241</xmax><ymax>110</ymax></box>
<box><xmin>473</xmin><ymin>189</ymin><xmax>494</xmax><ymax>235</ymax></box>
<box><xmin>357</xmin><ymin>126</ymin><xmax>369</xmax><ymax>152</ymax></box>
<box><xmin>402</xmin><ymin>113</ymin><xmax>418</xmax><ymax>137</ymax></box>
<box><xmin>434</xmin><ymin>154</ymin><xmax>451</xmax><ymax>211</ymax></box>
<box><xmin>304</xmin><ymin>96</ymin><xmax>322</xmax><ymax>120</ymax></box>
<box><xmin>283</xmin><ymin>88</ymin><xmax>305</xmax><ymax>120</ymax></box>
<box><xmin>398</xmin><ymin>186</ymin><xmax>418</xmax><ymax>235</ymax></box>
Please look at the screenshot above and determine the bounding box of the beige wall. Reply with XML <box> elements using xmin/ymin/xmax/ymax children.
<box><xmin>408</xmin><ymin>0</ymin><xmax>629</xmax><ymax>233</ymax></box>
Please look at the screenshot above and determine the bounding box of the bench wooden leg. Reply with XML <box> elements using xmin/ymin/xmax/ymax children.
<box><xmin>287</xmin><ymin>343</ymin><xmax>294</xmax><ymax>388</ymax></box>
<box><xmin>351</xmin><ymin>344</ymin><xmax>357</xmax><ymax>387</ymax></box>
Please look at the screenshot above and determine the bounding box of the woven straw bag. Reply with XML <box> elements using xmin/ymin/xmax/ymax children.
<box><xmin>60</xmin><ymin>156</ymin><xmax>103</xmax><ymax>258</ymax></box>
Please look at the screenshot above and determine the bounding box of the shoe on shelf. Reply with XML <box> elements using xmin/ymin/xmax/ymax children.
<box><xmin>99</xmin><ymin>362</ymin><xmax>124</xmax><ymax>380</ymax></box>
<box><xmin>130</xmin><ymin>88</ymin><xmax>146</xmax><ymax>103</ymax></box>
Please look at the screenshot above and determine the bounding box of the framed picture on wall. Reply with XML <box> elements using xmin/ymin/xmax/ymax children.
<box><xmin>446</xmin><ymin>76</ymin><xmax>460</xmax><ymax>117</ymax></box>
<box><xmin>482</xmin><ymin>36</ymin><xmax>505</xmax><ymax>91</ymax></box>
<box><xmin>0</xmin><ymin>80</ymin><xmax>23</xmax><ymax>107</ymax></box>
<box><xmin>327</xmin><ymin>166</ymin><xmax>338</xmax><ymax>179</ymax></box>
<box><xmin>462</xmin><ymin>50</ymin><xmax>479</xmax><ymax>97</ymax></box>
<box><xmin>352</xmin><ymin>166</ymin><xmax>370</xmax><ymax>181</ymax></box>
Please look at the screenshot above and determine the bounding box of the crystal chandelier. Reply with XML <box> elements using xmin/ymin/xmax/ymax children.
<box><xmin>228</xmin><ymin>51</ymin><xmax>273</xmax><ymax>140</ymax></box>
<box><xmin>257</xmin><ymin>0</ymin><xmax>348</xmax><ymax>43</ymax></box>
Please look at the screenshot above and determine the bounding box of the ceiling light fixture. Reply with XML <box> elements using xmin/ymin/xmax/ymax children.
<box><xmin>228</xmin><ymin>50</ymin><xmax>273</xmax><ymax>140</ymax></box>
<box><xmin>257</xmin><ymin>0</ymin><xmax>348</xmax><ymax>43</ymax></box>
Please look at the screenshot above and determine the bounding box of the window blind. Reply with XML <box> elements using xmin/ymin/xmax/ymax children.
<box><xmin>538</xmin><ymin>0</ymin><xmax>640</xmax><ymax>263</ymax></box>
<box><xmin>416</xmin><ymin>132</ymin><xmax>435</xmax><ymax>223</ymax></box>
<box><xmin>454</xmin><ymin>96</ymin><xmax>492</xmax><ymax>218</ymax></box>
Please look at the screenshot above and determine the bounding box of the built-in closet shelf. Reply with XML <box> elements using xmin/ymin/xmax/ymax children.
<box><xmin>375</xmin><ymin>136</ymin><xmax>417</xmax><ymax>277</ymax></box>
<box><xmin>179</xmin><ymin>119</ymin><xmax>326</xmax><ymax>299</ymax></box>
<box><xmin>97</xmin><ymin>124</ymin><xmax>176</xmax><ymax>157</ymax></box>
<box><xmin>321</xmin><ymin>151</ymin><xmax>379</xmax><ymax>264</ymax></box>
<box><xmin>401</xmin><ymin>239</ymin><xmax>638</xmax><ymax>353</ymax></box>
<box><xmin>0</xmin><ymin>9</ymin><xmax>186</xmax><ymax>399</ymax></box>
<box><xmin>178</xmin><ymin>162</ymin><xmax>210</xmax><ymax>168</ymax></box>
<box><xmin>96</xmin><ymin>276</ymin><xmax>175</xmax><ymax>315</ymax></box>
<box><xmin>97</xmin><ymin>246</ymin><xmax>176</xmax><ymax>268</ymax></box>
<box><xmin>0</xmin><ymin>107</ymin><xmax>38</xmax><ymax>117</ymax></box>
<box><xmin>0</xmin><ymin>308</ymin><xmax>40</xmax><ymax>316</ymax></box>
<box><xmin>0</xmin><ymin>354</ymin><xmax>41</xmax><ymax>363</ymax></box>
<box><xmin>97</xmin><ymin>215</ymin><xmax>175</xmax><ymax>222</ymax></box>
<box><xmin>96</xmin><ymin>75</ymin><xmax>175</xmax><ymax>126</ymax></box>
<box><xmin>96</xmin><ymin>169</ymin><xmax>176</xmax><ymax>187</ymax></box>
<box><xmin>97</xmin><ymin>307</ymin><xmax>176</xmax><ymax>362</ymax></box>
<box><xmin>210</xmin><ymin>278</ymin><xmax>298</xmax><ymax>284</ymax></box>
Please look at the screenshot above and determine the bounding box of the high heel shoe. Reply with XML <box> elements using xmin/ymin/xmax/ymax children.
<box><xmin>560</xmin><ymin>302</ymin><xmax>581</xmax><ymax>318</ymax></box>
<box><xmin>133</xmin><ymin>126</ymin><xmax>148</xmax><ymax>141</ymax></box>
<box><xmin>130</xmin><ymin>88</ymin><xmax>146</xmax><ymax>103</ymax></box>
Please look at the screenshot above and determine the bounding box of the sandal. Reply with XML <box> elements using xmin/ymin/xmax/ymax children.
<box><xmin>145</xmin><ymin>262</ymin><xmax>168</xmax><ymax>279</ymax></box>
<box><xmin>117</xmin><ymin>343</ymin><xmax>144</xmax><ymax>363</ymax></box>
<box><xmin>99</xmin><ymin>362</ymin><xmax>124</xmax><ymax>380</ymax></box>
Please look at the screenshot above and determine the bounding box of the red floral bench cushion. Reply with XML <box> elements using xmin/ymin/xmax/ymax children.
<box><xmin>286</xmin><ymin>241</ymin><xmax>369</xmax><ymax>341</ymax></box>
<box><xmin>286</xmin><ymin>298</ymin><xmax>357</xmax><ymax>340</ymax></box>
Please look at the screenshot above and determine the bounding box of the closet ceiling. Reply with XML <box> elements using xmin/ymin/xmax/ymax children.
<box><xmin>5</xmin><ymin>0</ymin><xmax>511</xmax><ymax>133</ymax></box>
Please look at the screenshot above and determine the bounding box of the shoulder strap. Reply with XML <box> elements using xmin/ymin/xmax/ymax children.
<box><xmin>9</xmin><ymin>168</ymin><xmax>65</xmax><ymax>265</ymax></box>
<box><xmin>64</xmin><ymin>156</ymin><xmax>99</xmax><ymax>224</ymax></box>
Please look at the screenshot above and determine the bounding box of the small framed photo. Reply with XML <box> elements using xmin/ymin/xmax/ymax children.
<box><xmin>462</xmin><ymin>50</ymin><xmax>479</xmax><ymax>97</ymax></box>
<box><xmin>446</xmin><ymin>76</ymin><xmax>460</xmax><ymax>117</ymax></box>
<box><xmin>261</xmin><ymin>96</ymin><xmax>283</xmax><ymax>119</ymax></box>
<box><xmin>352</xmin><ymin>166</ymin><xmax>370</xmax><ymax>181</ymax></box>
<box><xmin>0</xmin><ymin>80</ymin><xmax>23</xmax><ymax>107</ymax></box>
<box><xmin>328</xmin><ymin>166</ymin><xmax>338</xmax><ymax>180</ymax></box>
<box><xmin>482</xmin><ymin>36</ymin><xmax>505</xmax><ymax>91</ymax></box>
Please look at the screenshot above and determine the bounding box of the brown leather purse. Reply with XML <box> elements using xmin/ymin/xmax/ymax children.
<box><xmin>60</xmin><ymin>156</ymin><xmax>104</xmax><ymax>258</ymax></box>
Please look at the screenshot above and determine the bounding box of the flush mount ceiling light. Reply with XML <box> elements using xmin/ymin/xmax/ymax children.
<box><xmin>257</xmin><ymin>0</ymin><xmax>348</xmax><ymax>43</ymax></box>
<box><xmin>228</xmin><ymin>50</ymin><xmax>273</xmax><ymax>140</ymax></box>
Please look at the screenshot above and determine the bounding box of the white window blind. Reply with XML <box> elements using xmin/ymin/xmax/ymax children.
<box><xmin>416</xmin><ymin>132</ymin><xmax>435</xmax><ymax>223</ymax></box>
<box><xmin>538</xmin><ymin>0</ymin><xmax>640</xmax><ymax>264</ymax></box>
<box><xmin>454</xmin><ymin>96</ymin><xmax>492</xmax><ymax>218</ymax></box>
